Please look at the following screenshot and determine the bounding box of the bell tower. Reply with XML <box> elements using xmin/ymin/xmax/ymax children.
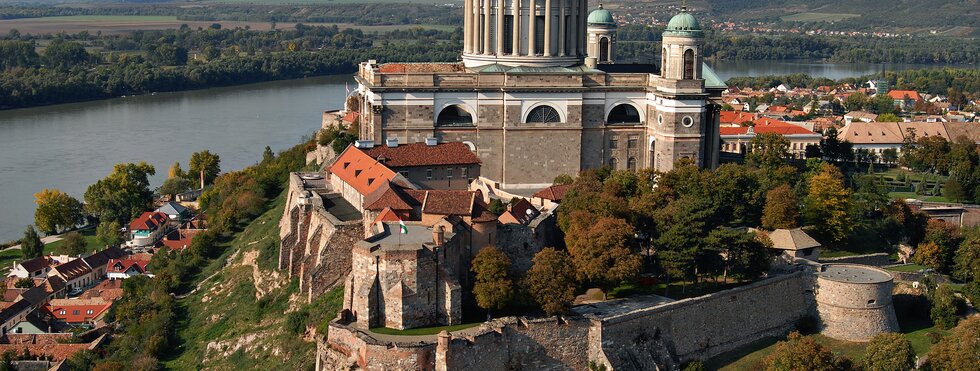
<box><xmin>586</xmin><ymin>4</ymin><xmax>616</xmax><ymax>64</ymax></box>
<box><xmin>661</xmin><ymin>6</ymin><xmax>703</xmax><ymax>81</ymax></box>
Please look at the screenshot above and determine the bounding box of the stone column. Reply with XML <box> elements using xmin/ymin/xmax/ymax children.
<box><xmin>558</xmin><ymin>0</ymin><xmax>566</xmax><ymax>56</ymax></box>
<box><xmin>527</xmin><ymin>0</ymin><xmax>536</xmax><ymax>55</ymax></box>
<box><xmin>496</xmin><ymin>0</ymin><xmax>505</xmax><ymax>55</ymax></box>
<box><xmin>578</xmin><ymin>0</ymin><xmax>586</xmax><ymax>56</ymax></box>
<box><xmin>543</xmin><ymin>0</ymin><xmax>552</xmax><ymax>56</ymax></box>
<box><xmin>568</xmin><ymin>0</ymin><xmax>576</xmax><ymax>56</ymax></box>
<box><xmin>473</xmin><ymin>0</ymin><xmax>482</xmax><ymax>54</ymax></box>
<box><xmin>464</xmin><ymin>0</ymin><xmax>472</xmax><ymax>53</ymax></box>
<box><xmin>512</xmin><ymin>0</ymin><xmax>521</xmax><ymax>55</ymax></box>
<box><xmin>483</xmin><ymin>0</ymin><xmax>492</xmax><ymax>55</ymax></box>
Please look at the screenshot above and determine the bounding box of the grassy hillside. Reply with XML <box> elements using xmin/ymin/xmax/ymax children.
<box><xmin>162</xmin><ymin>192</ymin><xmax>343</xmax><ymax>370</ymax></box>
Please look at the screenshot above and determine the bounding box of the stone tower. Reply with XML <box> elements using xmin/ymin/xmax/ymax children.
<box><xmin>461</xmin><ymin>0</ymin><xmax>589</xmax><ymax>68</ymax></box>
<box><xmin>650</xmin><ymin>7</ymin><xmax>710</xmax><ymax>170</ymax></box>
<box><xmin>586</xmin><ymin>4</ymin><xmax>616</xmax><ymax>64</ymax></box>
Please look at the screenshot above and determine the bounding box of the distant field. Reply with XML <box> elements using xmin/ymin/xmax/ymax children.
<box><xmin>0</xmin><ymin>15</ymin><xmax>454</xmax><ymax>35</ymax></box>
<box><xmin>781</xmin><ymin>12</ymin><xmax>861</xmax><ymax>22</ymax></box>
<box><xmin>201</xmin><ymin>0</ymin><xmax>458</xmax><ymax>4</ymax></box>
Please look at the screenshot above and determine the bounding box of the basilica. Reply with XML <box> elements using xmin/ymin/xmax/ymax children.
<box><xmin>351</xmin><ymin>2</ymin><xmax>725</xmax><ymax>189</ymax></box>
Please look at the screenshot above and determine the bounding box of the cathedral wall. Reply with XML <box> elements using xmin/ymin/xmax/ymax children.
<box><xmin>503</xmin><ymin>128</ymin><xmax>582</xmax><ymax>187</ymax></box>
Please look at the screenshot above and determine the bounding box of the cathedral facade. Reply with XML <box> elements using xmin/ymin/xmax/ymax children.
<box><xmin>352</xmin><ymin>2</ymin><xmax>725</xmax><ymax>189</ymax></box>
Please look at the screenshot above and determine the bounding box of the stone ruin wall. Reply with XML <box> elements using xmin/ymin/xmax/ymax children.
<box><xmin>279</xmin><ymin>174</ymin><xmax>363</xmax><ymax>303</ymax></box>
<box><xmin>325</xmin><ymin>322</ymin><xmax>436</xmax><ymax>371</ymax></box>
<box><xmin>437</xmin><ymin>316</ymin><xmax>592</xmax><ymax>371</ymax></box>
<box><xmin>593</xmin><ymin>272</ymin><xmax>814</xmax><ymax>369</ymax></box>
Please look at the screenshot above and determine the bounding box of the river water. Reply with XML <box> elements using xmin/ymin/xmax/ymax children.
<box><xmin>0</xmin><ymin>62</ymin><xmax>964</xmax><ymax>241</ymax></box>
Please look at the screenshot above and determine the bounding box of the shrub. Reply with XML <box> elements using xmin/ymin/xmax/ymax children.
<box><xmin>930</xmin><ymin>284</ymin><xmax>960</xmax><ymax>330</ymax></box>
<box><xmin>285</xmin><ymin>309</ymin><xmax>309</xmax><ymax>335</ymax></box>
<box><xmin>928</xmin><ymin>316</ymin><xmax>980</xmax><ymax>370</ymax></box>
<box><xmin>863</xmin><ymin>332</ymin><xmax>915</xmax><ymax>371</ymax></box>
<box><xmin>763</xmin><ymin>332</ymin><xmax>839</xmax><ymax>371</ymax></box>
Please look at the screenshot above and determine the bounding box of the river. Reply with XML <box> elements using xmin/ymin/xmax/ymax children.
<box><xmin>0</xmin><ymin>61</ymin><xmax>963</xmax><ymax>242</ymax></box>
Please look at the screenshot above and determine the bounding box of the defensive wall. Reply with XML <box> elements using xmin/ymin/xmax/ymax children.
<box><xmin>814</xmin><ymin>264</ymin><xmax>899</xmax><ymax>341</ymax></box>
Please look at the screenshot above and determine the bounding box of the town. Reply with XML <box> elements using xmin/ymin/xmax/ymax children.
<box><xmin>0</xmin><ymin>1</ymin><xmax>977</xmax><ymax>371</ymax></box>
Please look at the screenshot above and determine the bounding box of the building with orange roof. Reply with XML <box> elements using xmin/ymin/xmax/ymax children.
<box><xmin>328</xmin><ymin>145</ymin><xmax>398</xmax><ymax>212</ymax></box>
<box><xmin>361</xmin><ymin>141</ymin><xmax>482</xmax><ymax>190</ymax></box>
<box><xmin>45</xmin><ymin>298</ymin><xmax>111</xmax><ymax>326</ymax></box>
<box><xmin>886</xmin><ymin>90</ymin><xmax>922</xmax><ymax>109</ymax></box>
<box><xmin>127</xmin><ymin>211</ymin><xmax>169</xmax><ymax>248</ymax></box>
<box><xmin>720</xmin><ymin>118</ymin><xmax>821</xmax><ymax>158</ymax></box>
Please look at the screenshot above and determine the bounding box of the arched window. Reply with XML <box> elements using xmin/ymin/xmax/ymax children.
<box><xmin>627</xmin><ymin>157</ymin><xmax>637</xmax><ymax>170</ymax></box>
<box><xmin>683</xmin><ymin>49</ymin><xmax>694</xmax><ymax>80</ymax></box>
<box><xmin>608</xmin><ymin>157</ymin><xmax>617</xmax><ymax>169</ymax></box>
<box><xmin>607</xmin><ymin>104</ymin><xmax>641</xmax><ymax>125</ymax></box>
<box><xmin>526</xmin><ymin>105</ymin><xmax>561</xmax><ymax>123</ymax></box>
<box><xmin>436</xmin><ymin>105</ymin><xmax>473</xmax><ymax>127</ymax></box>
<box><xmin>599</xmin><ymin>37</ymin><xmax>610</xmax><ymax>62</ymax></box>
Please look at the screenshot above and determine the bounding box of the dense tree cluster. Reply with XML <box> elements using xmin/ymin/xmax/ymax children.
<box><xmin>726</xmin><ymin>68</ymin><xmax>980</xmax><ymax>98</ymax></box>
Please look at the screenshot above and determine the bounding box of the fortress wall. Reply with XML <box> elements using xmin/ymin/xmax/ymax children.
<box><xmin>597</xmin><ymin>272</ymin><xmax>812</xmax><ymax>365</ymax></box>
<box><xmin>438</xmin><ymin>317</ymin><xmax>591</xmax><ymax>371</ymax></box>
<box><xmin>325</xmin><ymin>323</ymin><xmax>436</xmax><ymax>371</ymax></box>
<box><xmin>814</xmin><ymin>267</ymin><xmax>899</xmax><ymax>342</ymax></box>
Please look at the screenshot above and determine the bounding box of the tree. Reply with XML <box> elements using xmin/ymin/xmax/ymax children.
<box><xmin>914</xmin><ymin>242</ymin><xmax>944</xmax><ymax>271</ymax></box>
<box><xmin>746</xmin><ymin>133</ymin><xmax>790</xmax><ymax>171</ymax></box>
<box><xmin>707</xmin><ymin>229</ymin><xmax>771</xmax><ymax>281</ymax></box>
<box><xmin>818</xmin><ymin>127</ymin><xmax>853</xmax><ymax>163</ymax></box>
<box><xmin>84</xmin><ymin>162</ymin><xmax>156</xmax><ymax>225</ymax></box>
<box><xmin>955</xmin><ymin>229</ymin><xmax>980</xmax><ymax>282</ymax></box>
<box><xmin>525</xmin><ymin>248</ymin><xmax>577</xmax><ymax>316</ymax></box>
<box><xmin>470</xmin><ymin>247</ymin><xmax>513</xmax><ymax>319</ymax></box>
<box><xmin>863</xmin><ymin>332</ymin><xmax>915</xmax><ymax>371</ymax></box>
<box><xmin>20</xmin><ymin>226</ymin><xmax>43</xmax><ymax>259</ymax></box>
<box><xmin>58</xmin><ymin>232</ymin><xmax>88</xmax><ymax>256</ymax></box>
<box><xmin>487</xmin><ymin>199</ymin><xmax>506</xmax><ymax>214</ymax></box>
<box><xmin>14</xmin><ymin>278</ymin><xmax>34</xmax><ymax>288</ymax></box>
<box><xmin>803</xmin><ymin>164</ymin><xmax>852</xmax><ymax>244</ymax></box>
<box><xmin>762</xmin><ymin>184</ymin><xmax>799</xmax><ymax>230</ymax></box>
<box><xmin>869</xmin><ymin>94</ymin><xmax>897</xmax><ymax>114</ymax></box>
<box><xmin>565</xmin><ymin>212</ymin><xmax>642</xmax><ymax>298</ymax></box>
<box><xmin>33</xmin><ymin>188</ymin><xmax>84</xmax><ymax>235</ymax></box>
<box><xmin>189</xmin><ymin>150</ymin><xmax>221</xmax><ymax>189</ymax></box>
<box><xmin>763</xmin><ymin>332</ymin><xmax>839</xmax><ymax>371</ymax></box>
<box><xmin>930</xmin><ymin>284</ymin><xmax>959</xmax><ymax>330</ymax></box>
<box><xmin>844</xmin><ymin>92</ymin><xmax>866</xmax><ymax>111</ymax></box>
<box><xmin>881</xmin><ymin>148</ymin><xmax>898</xmax><ymax>164</ymax></box>
<box><xmin>553</xmin><ymin>174</ymin><xmax>574</xmax><ymax>185</ymax></box>
<box><xmin>921</xmin><ymin>219</ymin><xmax>961</xmax><ymax>273</ymax></box>
<box><xmin>877</xmin><ymin>113</ymin><xmax>901</xmax><ymax>122</ymax></box>
<box><xmin>43</xmin><ymin>39</ymin><xmax>90</xmax><ymax>70</ymax></box>
<box><xmin>167</xmin><ymin>162</ymin><xmax>185</xmax><ymax>179</ymax></box>
<box><xmin>928</xmin><ymin>316</ymin><xmax>980</xmax><ymax>371</ymax></box>
<box><xmin>159</xmin><ymin>177</ymin><xmax>194</xmax><ymax>199</ymax></box>
<box><xmin>66</xmin><ymin>349</ymin><xmax>100</xmax><ymax>371</ymax></box>
<box><xmin>96</xmin><ymin>220</ymin><xmax>123</xmax><ymax>248</ymax></box>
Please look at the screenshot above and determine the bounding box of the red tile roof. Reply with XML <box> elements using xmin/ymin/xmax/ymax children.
<box><xmin>719</xmin><ymin>111</ymin><xmax>757</xmax><ymax>125</ymax></box>
<box><xmin>161</xmin><ymin>229</ymin><xmax>200</xmax><ymax>251</ymax></box>
<box><xmin>0</xmin><ymin>334</ymin><xmax>91</xmax><ymax>361</ymax></box>
<box><xmin>52</xmin><ymin>259</ymin><xmax>91</xmax><ymax>282</ymax></box>
<box><xmin>362</xmin><ymin>142</ymin><xmax>481</xmax><ymax>168</ymax></box>
<box><xmin>372</xmin><ymin>208</ymin><xmax>406</xmax><ymax>224</ymax></box>
<box><xmin>107</xmin><ymin>256</ymin><xmax>151</xmax><ymax>275</ymax></box>
<box><xmin>363</xmin><ymin>182</ymin><xmax>418</xmax><ymax>211</ymax></box>
<box><xmin>80</xmin><ymin>279</ymin><xmax>123</xmax><ymax>302</ymax></box>
<box><xmin>887</xmin><ymin>90</ymin><xmax>922</xmax><ymax>101</ymax></box>
<box><xmin>422</xmin><ymin>190</ymin><xmax>476</xmax><ymax>216</ymax></box>
<box><xmin>45</xmin><ymin>298</ymin><xmax>111</xmax><ymax>324</ymax></box>
<box><xmin>720</xmin><ymin>118</ymin><xmax>817</xmax><ymax>136</ymax></box>
<box><xmin>342</xmin><ymin>111</ymin><xmax>360</xmax><ymax>124</ymax></box>
<box><xmin>128</xmin><ymin>211</ymin><xmax>168</xmax><ymax>231</ymax></box>
<box><xmin>500</xmin><ymin>199</ymin><xmax>541</xmax><ymax>225</ymax></box>
<box><xmin>329</xmin><ymin>146</ymin><xmax>397</xmax><ymax>197</ymax></box>
<box><xmin>532</xmin><ymin>184</ymin><xmax>571</xmax><ymax>202</ymax></box>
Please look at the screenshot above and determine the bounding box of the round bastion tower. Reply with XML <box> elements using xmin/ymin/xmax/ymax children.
<box><xmin>815</xmin><ymin>264</ymin><xmax>900</xmax><ymax>342</ymax></box>
<box><xmin>586</xmin><ymin>4</ymin><xmax>616</xmax><ymax>64</ymax></box>
<box><xmin>462</xmin><ymin>0</ymin><xmax>589</xmax><ymax>68</ymax></box>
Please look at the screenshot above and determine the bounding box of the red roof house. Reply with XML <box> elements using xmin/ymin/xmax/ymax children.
<box><xmin>45</xmin><ymin>298</ymin><xmax>112</xmax><ymax>325</ymax></box>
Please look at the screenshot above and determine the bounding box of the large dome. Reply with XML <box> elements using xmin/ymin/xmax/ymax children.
<box><xmin>588</xmin><ymin>4</ymin><xmax>615</xmax><ymax>25</ymax></box>
<box><xmin>665</xmin><ymin>8</ymin><xmax>702</xmax><ymax>36</ymax></box>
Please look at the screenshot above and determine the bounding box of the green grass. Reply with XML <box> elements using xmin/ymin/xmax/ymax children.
<box><xmin>712</xmin><ymin>334</ymin><xmax>867</xmax><ymax>371</ymax></box>
<box><xmin>45</xmin><ymin>229</ymin><xmax>101</xmax><ymax>253</ymax></box>
<box><xmin>0</xmin><ymin>234</ymin><xmax>67</xmax><ymax>273</ymax></box>
<box><xmin>781</xmin><ymin>12</ymin><xmax>861</xmax><ymax>22</ymax></box>
<box><xmin>887</xmin><ymin>264</ymin><xmax>927</xmax><ymax>272</ymax></box>
<box><xmin>370</xmin><ymin>322</ymin><xmax>482</xmax><ymax>336</ymax></box>
<box><xmin>820</xmin><ymin>249</ymin><xmax>864</xmax><ymax>258</ymax></box>
<box><xmin>610</xmin><ymin>278</ymin><xmax>751</xmax><ymax>300</ymax></box>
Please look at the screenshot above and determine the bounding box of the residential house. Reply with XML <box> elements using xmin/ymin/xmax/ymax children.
<box><xmin>156</xmin><ymin>201</ymin><xmax>192</xmax><ymax>223</ymax></box>
<box><xmin>887</xmin><ymin>90</ymin><xmax>922</xmax><ymax>110</ymax></box>
<box><xmin>720</xmin><ymin>118</ymin><xmax>822</xmax><ymax>158</ymax></box>
<box><xmin>837</xmin><ymin>121</ymin><xmax>952</xmax><ymax>159</ymax></box>
<box><xmin>161</xmin><ymin>229</ymin><xmax>200</xmax><ymax>251</ymax></box>
<box><xmin>844</xmin><ymin>111</ymin><xmax>878</xmax><ymax>125</ymax></box>
<box><xmin>50</xmin><ymin>259</ymin><xmax>92</xmax><ymax>294</ymax></box>
<box><xmin>106</xmin><ymin>255</ymin><xmax>152</xmax><ymax>280</ymax></box>
<box><xmin>361</xmin><ymin>141</ymin><xmax>482</xmax><ymax>190</ymax></box>
<box><xmin>8</xmin><ymin>257</ymin><xmax>52</xmax><ymax>279</ymax></box>
<box><xmin>45</xmin><ymin>298</ymin><xmax>112</xmax><ymax>327</ymax></box>
<box><xmin>0</xmin><ymin>287</ymin><xmax>50</xmax><ymax>335</ymax></box>
<box><xmin>0</xmin><ymin>333</ymin><xmax>104</xmax><ymax>362</ymax></box>
<box><xmin>719</xmin><ymin>111</ymin><xmax>757</xmax><ymax>126</ymax></box>
<box><xmin>127</xmin><ymin>211</ymin><xmax>169</xmax><ymax>247</ymax></box>
<box><xmin>9</xmin><ymin>311</ymin><xmax>66</xmax><ymax>334</ymax></box>
<box><xmin>531</xmin><ymin>184</ymin><xmax>571</xmax><ymax>208</ymax></box>
<box><xmin>81</xmin><ymin>247</ymin><xmax>126</xmax><ymax>280</ymax></box>
<box><xmin>767</xmin><ymin>228</ymin><xmax>821</xmax><ymax>263</ymax></box>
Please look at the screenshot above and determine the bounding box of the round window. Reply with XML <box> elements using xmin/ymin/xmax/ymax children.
<box><xmin>682</xmin><ymin>116</ymin><xmax>694</xmax><ymax>128</ymax></box>
<box><xmin>657</xmin><ymin>114</ymin><xmax>664</xmax><ymax>125</ymax></box>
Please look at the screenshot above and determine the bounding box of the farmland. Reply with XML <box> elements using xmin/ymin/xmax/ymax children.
<box><xmin>781</xmin><ymin>12</ymin><xmax>862</xmax><ymax>23</ymax></box>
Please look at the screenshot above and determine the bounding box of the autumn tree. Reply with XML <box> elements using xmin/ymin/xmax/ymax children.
<box><xmin>955</xmin><ymin>229</ymin><xmax>980</xmax><ymax>282</ymax></box>
<box><xmin>920</xmin><ymin>219</ymin><xmax>961</xmax><ymax>273</ymax></box>
<box><xmin>167</xmin><ymin>161</ymin><xmax>185</xmax><ymax>179</ymax></box>
<box><xmin>96</xmin><ymin>220</ymin><xmax>123</xmax><ymax>248</ymax></box>
<box><xmin>58</xmin><ymin>232</ymin><xmax>88</xmax><ymax>256</ymax></box>
<box><xmin>914</xmin><ymin>242</ymin><xmax>945</xmax><ymax>271</ymax></box>
<box><xmin>763</xmin><ymin>332</ymin><xmax>839</xmax><ymax>371</ymax></box>
<box><xmin>199</xmin><ymin>171</ymin><xmax>265</xmax><ymax>232</ymax></box>
<box><xmin>863</xmin><ymin>332</ymin><xmax>915</xmax><ymax>371</ymax></box>
<box><xmin>930</xmin><ymin>284</ymin><xmax>960</xmax><ymax>330</ymax></box>
<box><xmin>20</xmin><ymin>226</ymin><xmax>43</xmax><ymax>260</ymax></box>
<box><xmin>189</xmin><ymin>150</ymin><xmax>221</xmax><ymax>189</ymax></box>
<box><xmin>927</xmin><ymin>316</ymin><xmax>980</xmax><ymax>370</ymax></box>
<box><xmin>565</xmin><ymin>212</ymin><xmax>642</xmax><ymax>298</ymax></box>
<box><xmin>525</xmin><ymin>248</ymin><xmax>577</xmax><ymax>316</ymax></box>
<box><xmin>803</xmin><ymin>163</ymin><xmax>852</xmax><ymax>245</ymax></box>
<box><xmin>33</xmin><ymin>188</ymin><xmax>84</xmax><ymax>235</ymax></box>
<box><xmin>762</xmin><ymin>184</ymin><xmax>799</xmax><ymax>230</ymax></box>
<box><xmin>746</xmin><ymin>132</ymin><xmax>790</xmax><ymax>171</ymax></box>
<box><xmin>84</xmin><ymin>162</ymin><xmax>155</xmax><ymax>225</ymax></box>
<box><xmin>471</xmin><ymin>247</ymin><xmax>513</xmax><ymax>319</ymax></box>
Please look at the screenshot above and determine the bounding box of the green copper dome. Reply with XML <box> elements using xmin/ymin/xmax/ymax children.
<box><xmin>588</xmin><ymin>4</ymin><xmax>615</xmax><ymax>25</ymax></box>
<box><xmin>665</xmin><ymin>7</ymin><xmax>702</xmax><ymax>37</ymax></box>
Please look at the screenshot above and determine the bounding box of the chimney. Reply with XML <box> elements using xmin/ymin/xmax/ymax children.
<box><xmin>425</xmin><ymin>137</ymin><xmax>438</xmax><ymax>146</ymax></box>
<box><xmin>432</xmin><ymin>225</ymin><xmax>445</xmax><ymax>246</ymax></box>
<box><xmin>385</xmin><ymin>138</ymin><xmax>399</xmax><ymax>147</ymax></box>
<box><xmin>585</xmin><ymin>57</ymin><xmax>598</xmax><ymax>69</ymax></box>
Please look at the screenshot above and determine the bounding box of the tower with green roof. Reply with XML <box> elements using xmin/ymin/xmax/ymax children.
<box><xmin>587</xmin><ymin>4</ymin><xmax>617</xmax><ymax>64</ymax></box>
